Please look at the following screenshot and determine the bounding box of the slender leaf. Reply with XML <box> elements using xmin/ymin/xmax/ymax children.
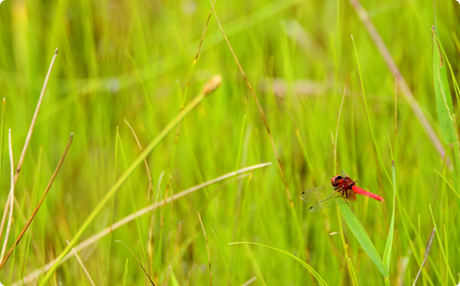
<box><xmin>339</xmin><ymin>204</ymin><xmax>389</xmax><ymax>278</ymax></box>
<box><xmin>432</xmin><ymin>26</ymin><xmax>455</xmax><ymax>144</ymax></box>
<box><xmin>383</xmin><ymin>161</ymin><xmax>397</xmax><ymax>270</ymax></box>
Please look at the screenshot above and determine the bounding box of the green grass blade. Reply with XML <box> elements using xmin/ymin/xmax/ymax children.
<box><xmin>339</xmin><ymin>204</ymin><xmax>389</xmax><ymax>278</ymax></box>
<box><xmin>351</xmin><ymin>35</ymin><xmax>391</xmax><ymax>184</ymax></box>
<box><xmin>235</xmin><ymin>115</ymin><xmax>246</xmax><ymax>170</ymax></box>
<box><xmin>347</xmin><ymin>257</ymin><xmax>359</xmax><ymax>286</ymax></box>
<box><xmin>242</xmin><ymin>242</ymin><xmax>268</xmax><ymax>286</ymax></box>
<box><xmin>0</xmin><ymin>98</ymin><xmax>5</xmax><ymax>186</ymax></box>
<box><xmin>431</xmin><ymin>28</ymin><xmax>460</xmax><ymax>109</ymax></box>
<box><xmin>117</xmin><ymin>133</ymin><xmax>144</xmax><ymax>250</ymax></box>
<box><xmin>434</xmin><ymin>169</ymin><xmax>460</xmax><ymax>199</ymax></box>
<box><xmin>428</xmin><ymin>205</ymin><xmax>456</xmax><ymax>284</ymax></box>
<box><xmin>212</xmin><ymin>229</ymin><xmax>235</xmax><ymax>286</ymax></box>
<box><xmin>38</xmin><ymin>75</ymin><xmax>222</xmax><ymax>285</ymax></box>
<box><xmin>383</xmin><ymin>161</ymin><xmax>397</xmax><ymax>271</ymax></box>
<box><xmin>169</xmin><ymin>269</ymin><xmax>181</xmax><ymax>286</ymax></box>
<box><xmin>432</xmin><ymin>27</ymin><xmax>455</xmax><ymax>144</ymax></box>
<box><xmin>229</xmin><ymin>241</ymin><xmax>329</xmax><ymax>286</ymax></box>
<box><xmin>122</xmin><ymin>258</ymin><xmax>129</xmax><ymax>286</ymax></box>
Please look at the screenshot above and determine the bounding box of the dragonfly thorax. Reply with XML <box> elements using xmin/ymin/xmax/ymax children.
<box><xmin>331</xmin><ymin>175</ymin><xmax>355</xmax><ymax>191</ymax></box>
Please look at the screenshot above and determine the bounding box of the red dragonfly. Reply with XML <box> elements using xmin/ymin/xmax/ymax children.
<box><xmin>301</xmin><ymin>174</ymin><xmax>384</xmax><ymax>212</ymax></box>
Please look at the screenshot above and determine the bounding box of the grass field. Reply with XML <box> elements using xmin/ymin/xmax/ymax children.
<box><xmin>0</xmin><ymin>0</ymin><xmax>460</xmax><ymax>285</ymax></box>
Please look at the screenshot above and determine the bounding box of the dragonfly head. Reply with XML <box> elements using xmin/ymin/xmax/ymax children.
<box><xmin>331</xmin><ymin>175</ymin><xmax>355</xmax><ymax>190</ymax></box>
<box><xmin>331</xmin><ymin>175</ymin><xmax>343</xmax><ymax>187</ymax></box>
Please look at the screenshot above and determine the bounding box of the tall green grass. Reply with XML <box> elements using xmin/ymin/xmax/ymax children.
<box><xmin>0</xmin><ymin>0</ymin><xmax>459</xmax><ymax>285</ymax></box>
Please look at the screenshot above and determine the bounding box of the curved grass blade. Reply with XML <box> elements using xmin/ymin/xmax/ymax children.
<box><xmin>432</xmin><ymin>26</ymin><xmax>455</xmax><ymax>144</ymax></box>
<box><xmin>339</xmin><ymin>204</ymin><xmax>389</xmax><ymax>278</ymax></box>
<box><xmin>228</xmin><ymin>241</ymin><xmax>329</xmax><ymax>286</ymax></box>
<box><xmin>383</xmin><ymin>161</ymin><xmax>397</xmax><ymax>271</ymax></box>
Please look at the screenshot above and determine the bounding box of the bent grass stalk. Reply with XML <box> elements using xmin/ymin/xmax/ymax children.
<box><xmin>16</xmin><ymin>163</ymin><xmax>270</xmax><ymax>285</ymax></box>
<box><xmin>39</xmin><ymin>75</ymin><xmax>223</xmax><ymax>285</ymax></box>
<box><xmin>228</xmin><ymin>242</ymin><xmax>328</xmax><ymax>286</ymax></box>
<box><xmin>116</xmin><ymin>240</ymin><xmax>155</xmax><ymax>286</ymax></box>
<box><xmin>67</xmin><ymin>240</ymin><xmax>96</xmax><ymax>286</ymax></box>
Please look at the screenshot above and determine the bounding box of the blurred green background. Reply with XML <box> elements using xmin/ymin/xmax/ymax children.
<box><xmin>0</xmin><ymin>0</ymin><xmax>459</xmax><ymax>285</ymax></box>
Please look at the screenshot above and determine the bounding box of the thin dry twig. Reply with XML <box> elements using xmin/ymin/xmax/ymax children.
<box><xmin>13</xmin><ymin>163</ymin><xmax>271</xmax><ymax>285</ymax></box>
<box><xmin>194</xmin><ymin>0</ymin><xmax>216</xmax><ymax>64</ymax></box>
<box><xmin>0</xmin><ymin>130</ymin><xmax>10</xmax><ymax>246</ymax></box>
<box><xmin>412</xmin><ymin>227</ymin><xmax>436</xmax><ymax>286</ymax></box>
<box><xmin>124</xmin><ymin>120</ymin><xmax>153</xmax><ymax>200</ymax></box>
<box><xmin>348</xmin><ymin>0</ymin><xmax>444</xmax><ymax>158</ymax></box>
<box><xmin>395</xmin><ymin>76</ymin><xmax>398</xmax><ymax>134</ymax></box>
<box><xmin>241</xmin><ymin>277</ymin><xmax>257</xmax><ymax>286</ymax></box>
<box><xmin>15</xmin><ymin>48</ymin><xmax>59</xmax><ymax>182</ymax></box>
<box><xmin>197</xmin><ymin>212</ymin><xmax>212</xmax><ymax>286</ymax></box>
<box><xmin>0</xmin><ymin>49</ymin><xmax>59</xmax><ymax>247</ymax></box>
<box><xmin>0</xmin><ymin>133</ymin><xmax>73</xmax><ymax>269</ymax></box>
<box><xmin>154</xmin><ymin>9</ymin><xmax>217</xmax><ymax>271</ymax></box>
<box><xmin>0</xmin><ymin>130</ymin><xmax>15</xmax><ymax>261</ymax></box>
<box><xmin>167</xmin><ymin>0</ymin><xmax>216</xmax><ymax>194</ymax></box>
<box><xmin>116</xmin><ymin>240</ymin><xmax>155</xmax><ymax>286</ymax></box>
<box><xmin>136</xmin><ymin>241</ymin><xmax>149</xmax><ymax>286</ymax></box>
<box><xmin>66</xmin><ymin>240</ymin><xmax>96</xmax><ymax>286</ymax></box>
<box><xmin>124</xmin><ymin>119</ymin><xmax>155</xmax><ymax>277</ymax></box>
<box><xmin>259</xmin><ymin>78</ymin><xmax>327</xmax><ymax>96</ymax></box>
<box><xmin>208</xmin><ymin>0</ymin><xmax>292</xmax><ymax>204</ymax></box>
<box><xmin>0</xmin><ymin>98</ymin><xmax>6</xmax><ymax>185</ymax></box>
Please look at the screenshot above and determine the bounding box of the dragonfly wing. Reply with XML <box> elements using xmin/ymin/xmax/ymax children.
<box><xmin>308</xmin><ymin>194</ymin><xmax>348</xmax><ymax>212</ymax></box>
<box><xmin>301</xmin><ymin>185</ymin><xmax>349</xmax><ymax>212</ymax></box>
<box><xmin>301</xmin><ymin>185</ymin><xmax>335</xmax><ymax>203</ymax></box>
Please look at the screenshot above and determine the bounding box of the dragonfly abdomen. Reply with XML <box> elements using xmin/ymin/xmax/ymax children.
<box><xmin>351</xmin><ymin>186</ymin><xmax>384</xmax><ymax>201</ymax></box>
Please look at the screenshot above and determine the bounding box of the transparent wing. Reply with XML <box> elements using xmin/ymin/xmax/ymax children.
<box><xmin>301</xmin><ymin>185</ymin><xmax>350</xmax><ymax>212</ymax></box>
<box><xmin>307</xmin><ymin>195</ymin><xmax>348</xmax><ymax>212</ymax></box>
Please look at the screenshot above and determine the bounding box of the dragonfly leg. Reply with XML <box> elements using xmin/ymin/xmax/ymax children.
<box><xmin>339</xmin><ymin>188</ymin><xmax>347</xmax><ymax>199</ymax></box>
